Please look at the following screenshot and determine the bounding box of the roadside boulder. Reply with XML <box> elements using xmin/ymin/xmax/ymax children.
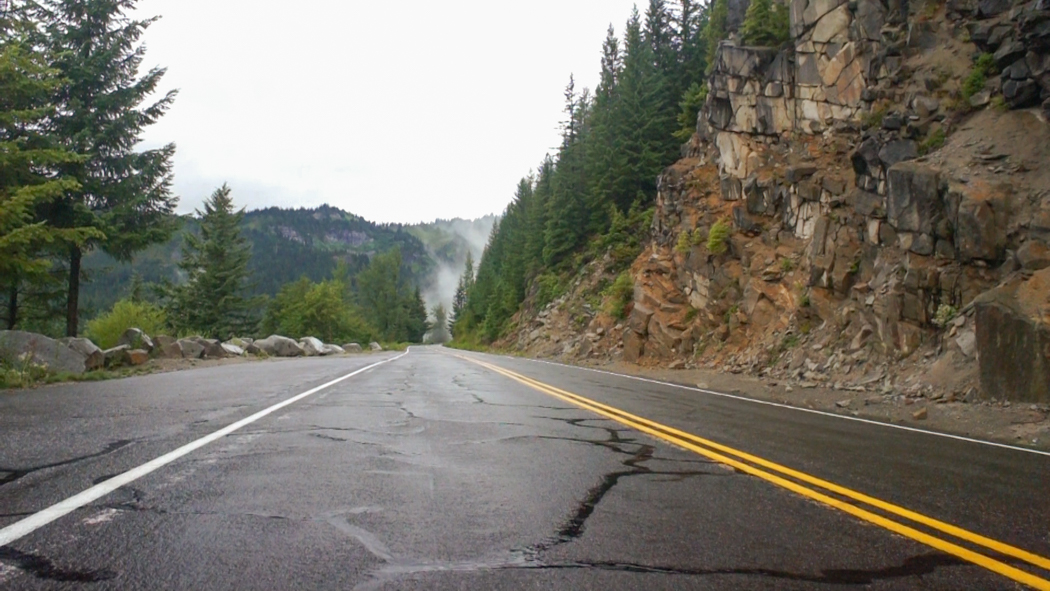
<box><xmin>221</xmin><ymin>343</ymin><xmax>245</xmax><ymax>357</ymax></box>
<box><xmin>300</xmin><ymin>337</ymin><xmax>325</xmax><ymax>356</ymax></box>
<box><xmin>188</xmin><ymin>337</ymin><xmax>226</xmax><ymax>359</ymax></box>
<box><xmin>369</xmin><ymin>342</ymin><xmax>383</xmax><ymax>352</ymax></box>
<box><xmin>225</xmin><ymin>337</ymin><xmax>252</xmax><ymax>349</ymax></box>
<box><xmin>177</xmin><ymin>339</ymin><xmax>205</xmax><ymax>359</ymax></box>
<box><xmin>117</xmin><ymin>328</ymin><xmax>154</xmax><ymax>354</ymax></box>
<box><xmin>974</xmin><ymin>268</ymin><xmax>1050</xmax><ymax>403</ymax></box>
<box><xmin>245</xmin><ymin>342</ymin><xmax>263</xmax><ymax>355</ymax></box>
<box><xmin>125</xmin><ymin>349</ymin><xmax>149</xmax><ymax>366</ymax></box>
<box><xmin>103</xmin><ymin>345</ymin><xmax>131</xmax><ymax>368</ymax></box>
<box><xmin>342</xmin><ymin>343</ymin><xmax>363</xmax><ymax>353</ymax></box>
<box><xmin>63</xmin><ymin>338</ymin><xmax>104</xmax><ymax>371</ymax></box>
<box><xmin>254</xmin><ymin>335</ymin><xmax>304</xmax><ymax>357</ymax></box>
<box><xmin>0</xmin><ymin>331</ymin><xmax>89</xmax><ymax>375</ymax></box>
<box><xmin>321</xmin><ymin>344</ymin><xmax>345</xmax><ymax>356</ymax></box>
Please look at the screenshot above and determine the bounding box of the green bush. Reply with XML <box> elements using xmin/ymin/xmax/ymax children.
<box><xmin>534</xmin><ymin>272</ymin><xmax>566</xmax><ymax>309</ymax></box>
<box><xmin>675</xmin><ymin>231</ymin><xmax>694</xmax><ymax>253</ymax></box>
<box><xmin>919</xmin><ymin>127</ymin><xmax>946</xmax><ymax>155</ymax></box>
<box><xmin>603</xmin><ymin>272</ymin><xmax>635</xmax><ymax>320</ymax></box>
<box><xmin>86</xmin><ymin>299</ymin><xmax>167</xmax><ymax>348</ymax></box>
<box><xmin>933</xmin><ymin>304</ymin><xmax>958</xmax><ymax>328</ymax></box>
<box><xmin>741</xmin><ymin>0</ymin><xmax>790</xmax><ymax>47</ymax></box>
<box><xmin>707</xmin><ymin>219</ymin><xmax>731</xmax><ymax>255</ymax></box>
<box><xmin>263</xmin><ymin>279</ymin><xmax>376</xmax><ymax>343</ymax></box>
<box><xmin>962</xmin><ymin>53</ymin><xmax>995</xmax><ymax>100</ymax></box>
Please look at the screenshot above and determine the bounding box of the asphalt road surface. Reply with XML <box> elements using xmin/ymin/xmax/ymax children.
<box><xmin>0</xmin><ymin>346</ymin><xmax>1048</xmax><ymax>590</ymax></box>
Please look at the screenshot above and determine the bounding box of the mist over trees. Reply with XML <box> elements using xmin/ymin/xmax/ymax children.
<box><xmin>452</xmin><ymin>0</ymin><xmax>728</xmax><ymax>345</ymax></box>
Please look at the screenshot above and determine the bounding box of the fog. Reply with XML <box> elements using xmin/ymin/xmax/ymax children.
<box><xmin>415</xmin><ymin>216</ymin><xmax>496</xmax><ymax>318</ymax></box>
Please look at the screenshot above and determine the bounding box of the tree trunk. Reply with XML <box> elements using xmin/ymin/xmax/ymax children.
<box><xmin>6</xmin><ymin>281</ymin><xmax>16</xmax><ymax>330</ymax></box>
<box><xmin>66</xmin><ymin>245</ymin><xmax>81</xmax><ymax>337</ymax></box>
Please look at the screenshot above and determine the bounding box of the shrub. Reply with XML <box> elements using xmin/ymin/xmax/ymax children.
<box><xmin>707</xmin><ymin>219</ymin><xmax>731</xmax><ymax>255</ymax></box>
<box><xmin>86</xmin><ymin>299</ymin><xmax>167</xmax><ymax>348</ymax></box>
<box><xmin>962</xmin><ymin>53</ymin><xmax>995</xmax><ymax>100</ymax></box>
<box><xmin>534</xmin><ymin>273</ymin><xmax>566</xmax><ymax>309</ymax></box>
<box><xmin>933</xmin><ymin>304</ymin><xmax>958</xmax><ymax>328</ymax></box>
<box><xmin>675</xmin><ymin>231</ymin><xmax>694</xmax><ymax>253</ymax></box>
<box><xmin>779</xmin><ymin>258</ymin><xmax>794</xmax><ymax>272</ymax></box>
<box><xmin>603</xmin><ymin>272</ymin><xmax>634</xmax><ymax>320</ymax></box>
<box><xmin>919</xmin><ymin>127</ymin><xmax>946</xmax><ymax>155</ymax></box>
<box><xmin>263</xmin><ymin>279</ymin><xmax>375</xmax><ymax>343</ymax></box>
<box><xmin>740</xmin><ymin>0</ymin><xmax>790</xmax><ymax>47</ymax></box>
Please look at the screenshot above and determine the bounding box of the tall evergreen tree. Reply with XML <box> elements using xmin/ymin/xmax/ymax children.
<box><xmin>0</xmin><ymin>12</ymin><xmax>99</xmax><ymax>330</ymax></box>
<box><xmin>449</xmin><ymin>250</ymin><xmax>473</xmax><ymax>332</ymax></box>
<box><xmin>543</xmin><ymin>77</ymin><xmax>590</xmax><ymax>267</ymax></box>
<box><xmin>167</xmin><ymin>184</ymin><xmax>256</xmax><ymax>338</ymax></box>
<box><xmin>429</xmin><ymin>303</ymin><xmax>450</xmax><ymax>343</ymax></box>
<box><xmin>703</xmin><ymin>0</ymin><xmax>730</xmax><ymax>73</ymax></box>
<box><xmin>37</xmin><ymin>0</ymin><xmax>178</xmax><ymax>336</ymax></box>
<box><xmin>741</xmin><ymin>0</ymin><xmax>790</xmax><ymax>47</ymax></box>
<box><xmin>404</xmin><ymin>287</ymin><xmax>429</xmax><ymax>343</ymax></box>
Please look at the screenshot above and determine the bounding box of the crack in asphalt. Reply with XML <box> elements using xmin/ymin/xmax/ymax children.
<box><xmin>0</xmin><ymin>440</ymin><xmax>135</xmax><ymax>488</ymax></box>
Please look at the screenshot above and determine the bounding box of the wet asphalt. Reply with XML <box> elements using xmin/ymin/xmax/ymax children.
<box><xmin>0</xmin><ymin>346</ymin><xmax>1047</xmax><ymax>590</ymax></box>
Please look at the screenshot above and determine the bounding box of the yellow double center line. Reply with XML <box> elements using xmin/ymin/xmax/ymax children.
<box><xmin>458</xmin><ymin>354</ymin><xmax>1050</xmax><ymax>590</ymax></box>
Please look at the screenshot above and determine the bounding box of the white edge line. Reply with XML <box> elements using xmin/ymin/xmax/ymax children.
<box><xmin>459</xmin><ymin>349</ymin><xmax>1050</xmax><ymax>459</ymax></box>
<box><xmin>0</xmin><ymin>350</ymin><xmax>409</xmax><ymax>548</ymax></box>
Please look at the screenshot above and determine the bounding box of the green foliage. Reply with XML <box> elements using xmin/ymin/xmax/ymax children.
<box><xmin>428</xmin><ymin>303</ymin><xmax>451</xmax><ymax>343</ymax></box>
<box><xmin>534</xmin><ymin>273</ymin><xmax>566</xmax><ymax>310</ymax></box>
<box><xmin>741</xmin><ymin>0</ymin><xmax>790</xmax><ymax>47</ymax></box>
<box><xmin>919</xmin><ymin>127</ymin><xmax>947</xmax><ymax>155</ymax></box>
<box><xmin>703</xmin><ymin>0</ymin><xmax>730</xmax><ymax>73</ymax></box>
<box><xmin>990</xmin><ymin>95</ymin><xmax>1008</xmax><ymax>112</ymax></box>
<box><xmin>675</xmin><ymin>230</ymin><xmax>694</xmax><ymax>253</ymax></box>
<box><xmin>86</xmin><ymin>299</ymin><xmax>167</xmax><ymax>349</ymax></box>
<box><xmin>779</xmin><ymin>257</ymin><xmax>795</xmax><ymax>272</ymax></box>
<box><xmin>962</xmin><ymin>53</ymin><xmax>995</xmax><ymax>100</ymax></box>
<box><xmin>707</xmin><ymin>219</ymin><xmax>731</xmax><ymax>254</ymax></box>
<box><xmin>165</xmin><ymin>185</ymin><xmax>259</xmax><ymax>339</ymax></box>
<box><xmin>262</xmin><ymin>278</ymin><xmax>375</xmax><ymax>344</ymax></box>
<box><xmin>603</xmin><ymin>272</ymin><xmax>635</xmax><ymax>319</ymax></box>
<box><xmin>674</xmin><ymin>82</ymin><xmax>708</xmax><ymax>142</ymax></box>
<box><xmin>861</xmin><ymin>105</ymin><xmax>887</xmax><ymax>129</ymax></box>
<box><xmin>933</xmin><ymin>304</ymin><xmax>958</xmax><ymax>328</ymax></box>
<box><xmin>38</xmin><ymin>0</ymin><xmax>179</xmax><ymax>336</ymax></box>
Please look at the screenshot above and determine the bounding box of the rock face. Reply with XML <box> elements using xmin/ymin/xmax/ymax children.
<box><xmin>0</xmin><ymin>331</ymin><xmax>90</xmax><ymax>375</ymax></box>
<box><xmin>343</xmin><ymin>343</ymin><xmax>364</xmax><ymax>353</ymax></box>
<box><xmin>300</xmin><ymin>337</ymin><xmax>325</xmax><ymax>357</ymax></box>
<box><xmin>254</xmin><ymin>335</ymin><xmax>304</xmax><ymax>357</ymax></box>
<box><xmin>975</xmin><ymin>269</ymin><xmax>1050</xmax><ymax>403</ymax></box>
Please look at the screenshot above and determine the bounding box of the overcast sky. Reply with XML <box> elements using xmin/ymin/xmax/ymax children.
<box><xmin>134</xmin><ymin>0</ymin><xmax>641</xmax><ymax>224</ymax></box>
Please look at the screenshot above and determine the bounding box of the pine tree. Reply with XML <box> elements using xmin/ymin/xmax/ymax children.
<box><xmin>741</xmin><ymin>0</ymin><xmax>790</xmax><ymax>47</ymax></box>
<box><xmin>543</xmin><ymin>77</ymin><xmax>590</xmax><ymax>267</ymax></box>
<box><xmin>703</xmin><ymin>0</ymin><xmax>730</xmax><ymax>73</ymax></box>
<box><xmin>403</xmin><ymin>287</ymin><xmax>429</xmax><ymax>343</ymax></box>
<box><xmin>167</xmin><ymin>185</ymin><xmax>256</xmax><ymax>339</ymax></box>
<box><xmin>449</xmin><ymin>250</ymin><xmax>473</xmax><ymax>332</ymax></box>
<box><xmin>429</xmin><ymin>303</ymin><xmax>450</xmax><ymax>343</ymax></box>
<box><xmin>0</xmin><ymin>14</ymin><xmax>99</xmax><ymax>330</ymax></box>
<box><xmin>37</xmin><ymin>0</ymin><xmax>178</xmax><ymax>336</ymax></box>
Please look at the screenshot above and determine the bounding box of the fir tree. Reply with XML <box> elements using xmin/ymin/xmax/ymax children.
<box><xmin>36</xmin><ymin>0</ymin><xmax>178</xmax><ymax>336</ymax></box>
<box><xmin>449</xmin><ymin>250</ymin><xmax>473</xmax><ymax>332</ymax></box>
<box><xmin>0</xmin><ymin>15</ymin><xmax>99</xmax><ymax>330</ymax></box>
<box><xmin>429</xmin><ymin>303</ymin><xmax>450</xmax><ymax>343</ymax></box>
<box><xmin>741</xmin><ymin>0</ymin><xmax>790</xmax><ymax>47</ymax></box>
<box><xmin>404</xmin><ymin>287</ymin><xmax>429</xmax><ymax>343</ymax></box>
<box><xmin>703</xmin><ymin>0</ymin><xmax>730</xmax><ymax>73</ymax></box>
<box><xmin>167</xmin><ymin>185</ymin><xmax>257</xmax><ymax>339</ymax></box>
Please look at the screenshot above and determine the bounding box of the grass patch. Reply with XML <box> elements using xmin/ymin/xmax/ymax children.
<box><xmin>962</xmin><ymin>53</ymin><xmax>995</xmax><ymax>101</ymax></box>
<box><xmin>919</xmin><ymin>127</ymin><xmax>946</xmax><ymax>155</ymax></box>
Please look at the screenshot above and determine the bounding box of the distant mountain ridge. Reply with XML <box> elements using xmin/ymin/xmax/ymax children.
<box><xmin>81</xmin><ymin>205</ymin><xmax>495</xmax><ymax>318</ymax></box>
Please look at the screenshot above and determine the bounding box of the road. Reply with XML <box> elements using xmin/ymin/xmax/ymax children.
<box><xmin>0</xmin><ymin>346</ymin><xmax>1048</xmax><ymax>590</ymax></box>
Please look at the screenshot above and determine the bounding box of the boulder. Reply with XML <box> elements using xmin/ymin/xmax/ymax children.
<box><xmin>322</xmin><ymin>344</ymin><xmax>345</xmax><ymax>356</ymax></box>
<box><xmin>878</xmin><ymin>139</ymin><xmax>919</xmax><ymax>168</ymax></box>
<box><xmin>63</xmin><ymin>338</ymin><xmax>104</xmax><ymax>371</ymax></box>
<box><xmin>156</xmin><ymin>340</ymin><xmax>183</xmax><ymax>359</ymax></box>
<box><xmin>117</xmin><ymin>328</ymin><xmax>154</xmax><ymax>354</ymax></box>
<box><xmin>245</xmin><ymin>342</ymin><xmax>263</xmax><ymax>355</ymax></box>
<box><xmin>254</xmin><ymin>335</ymin><xmax>304</xmax><ymax>357</ymax></box>
<box><xmin>188</xmin><ymin>337</ymin><xmax>226</xmax><ymax>359</ymax></box>
<box><xmin>300</xmin><ymin>337</ymin><xmax>325</xmax><ymax>356</ymax></box>
<box><xmin>886</xmin><ymin>162</ymin><xmax>943</xmax><ymax>235</ymax></box>
<box><xmin>953</xmin><ymin>185</ymin><xmax>1006</xmax><ymax>263</ymax></box>
<box><xmin>225</xmin><ymin>337</ymin><xmax>252</xmax><ymax>349</ymax></box>
<box><xmin>975</xmin><ymin>268</ymin><xmax>1050</xmax><ymax>402</ymax></box>
<box><xmin>0</xmin><ymin>331</ymin><xmax>90</xmax><ymax>375</ymax></box>
<box><xmin>1017</xmin><ymin>240</ymin><xmax>1050</xmax><ymax>271</ymax></box>
<box><xmin>177</xmin><ymin>339</ymin><xmax>205</xmax><ymax>359</ymax></box>
<box><xmin>369</xmin><ymin>342</ymin><xmax>383</xmax><ymax>352</ymax></box>
<box><xmin>103</xmin><ymin>345</ymin><xmax>131</xmax><ymax>368</ymax></box>
<box><xmin>125</xmin><ymin>349</ymin><xmax>149</xmax><ymax>366</ymax></box>
<box><xmin>342</xmin><ymin>343</ymin><xmax>364</xmax><ymax>353</ymax></box>
<box><xmin>154</xmin><ymin>335</ymin><xmax>176</xmax><ymax>348</ymax></box>
<box><xmin>221</xmin><ymin>343</ymin><xmax>245</xmax><ymax>357</ymax></box>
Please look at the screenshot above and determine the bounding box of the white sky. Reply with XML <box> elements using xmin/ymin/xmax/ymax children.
<box><xmin>135</xmin><ymin>0</ymin><xmax>641</xmax><ymax>224</ymax></box>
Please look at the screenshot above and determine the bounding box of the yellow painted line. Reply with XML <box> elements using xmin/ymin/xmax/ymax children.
<box><xmin>456</xmin><ymin>354</ymin><xmax>1050</xmax><ymax>591</ymax></box>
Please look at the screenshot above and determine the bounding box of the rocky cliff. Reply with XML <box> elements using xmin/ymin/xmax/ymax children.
<box><xmin>511</xmin><ymin>0</ymin><xmax>1050</xmax><ymax>403</ymax></box>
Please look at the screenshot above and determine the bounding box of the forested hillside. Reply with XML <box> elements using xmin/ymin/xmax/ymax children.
<box><xmin>453</xmin><ymin>0</ymin><xmax>723</xmax><ymax>342</ymax></box>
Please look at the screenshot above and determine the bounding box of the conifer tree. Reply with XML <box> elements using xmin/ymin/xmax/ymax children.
<box><xmin>741</xmin><ymin>0</ymin><xmax>790</xmax><ymax>47</ymax></box>
<box><xmin>404</xmin><ymin>287</ymin><xmax>429</xmax><ymax>343</ymax></box>
<box><xmin>167</xmin><ymin>184</ymin><xmax>257</xmax><ymax>339</ymax></box>
<box><xmin>449</xmin><ymin>250</ymin><xmax>473</xmax><ymax>332</ymax></box>
<box><xmin>703</xmin><ymin>0</ymin><xmax>730</xmax><ymax>73</ymax></box>
<box><xmin>37</xmin><ymin>0</ymin><xmax>178</xmax><ymax>336</ymax></box>
<box><xmin>429</xmin><ymin>303</ymin><xmax>450</xmax><ymax>343</ymax></box>
<box><xmin>0</xmin><ymin>12</ymin><xmax>99</xmax><ymax>329</ymax></box>
<box><xmin>543</xmin><ymin>78</ymin><xmax>590</xmax><ymax>267</ymax></box>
